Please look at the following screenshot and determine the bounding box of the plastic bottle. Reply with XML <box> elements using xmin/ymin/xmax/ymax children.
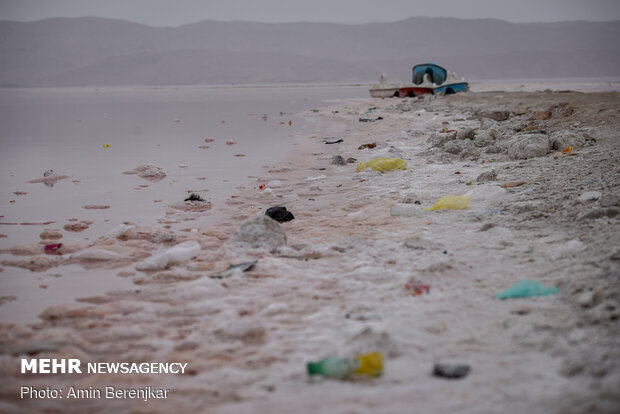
<box><xmin>307</xmin><ymin>352</ymin><xmax>383</xmax><ymax>379</ymax></box>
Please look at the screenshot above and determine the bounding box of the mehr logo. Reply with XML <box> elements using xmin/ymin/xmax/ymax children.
<box><xmin>21</xmin><ymin>359</ymin><xmax>82</xmax><ymax>374</ymax></box>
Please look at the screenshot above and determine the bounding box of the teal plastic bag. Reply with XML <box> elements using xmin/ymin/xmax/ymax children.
<box><xmin>495</xmin><ymin>280</ymin><xmax>558</xmax><ymax>300</ymax></box>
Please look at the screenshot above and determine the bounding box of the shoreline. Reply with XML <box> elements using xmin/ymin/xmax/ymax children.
<box><xmin>1</xmin><ymin>89</ymin><xmax>619</xmax><ymax>413</ymax></box>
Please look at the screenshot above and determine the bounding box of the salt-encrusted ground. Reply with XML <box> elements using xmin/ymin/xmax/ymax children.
<box><xmin>1</xmin><ymin>90</ymin><xmax>619</xmax><ymax>414</ymax></box>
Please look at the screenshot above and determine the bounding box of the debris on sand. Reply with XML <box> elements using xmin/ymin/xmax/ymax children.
<box><xmin>355</xmin><ymin>157</ymin><xmax>406</xmax><ymax>172</ymax></box>
<box><xmin>433</xmin><ymin>363</ymin><xmax>471</xmax><ymax>379</ymax></box>
<box><xmin>495</xmin><ymin>280</ymin><xmax>558</xmax><ymax>299</ymax></box>
<box><xmin>210</xmin><ymin>260</ymin><xmax>257</xmax><ymax>279</ymax></box>
<box><xmin>184</xmin><ymin>193</ymin><xmax>206</xmax><ymax>202</ymax></box>
<box><xmin>28</xmin><ymin>169</ymin><xmax>69</xmax><ymax>186</ymax></box>
<box><xmin>136</xmin><ymin>240</ymin><xmax>201</xmax><ymax>270</ymax></box>
<box><xmin>265</xmin><ymin>206</ymin><xmax>295</xmax><ymax>223</ymax></box>
<box><xmin>424</xmin><ymin>195</ymin><xmax>471</xmax><ymax>211</ymax></box>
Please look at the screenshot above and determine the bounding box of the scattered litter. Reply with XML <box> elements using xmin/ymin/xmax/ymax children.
<box><xmin>44</xmin><ymin>243</ymin><xmax>62</xmax><ymax>255</ymax></box>
<box><xmin>404</xmin><ymin>283</ymin><xmax>430</xmax><ymax>296</ymax></box>
<box><xmin>103</xmin><ymin>144</ymin><xmax>110</xmax><ymax>148</ymax></box>
<box><xmin>500</xmin><ymin>181</ymin><xmax>526</xmax><ymax>188</ymax></box>
<box><xmin>433</xmin><ymin>363</ymin><xmax>471</xmax><ymax>379</ymax></box>
<box><xmin>307</xmin><ymin>352</ymin><xmax>383</xmax><ymax>379</ymax></box>
<box><xmin>204</xmin><ymin>138</ymin><xmax>215</xmax><ymax>143</ymax></box>
<box><xmin>358</xmin><ymin>142</ymin><xmax>377</xmax><ymax>150</ymax></box>
<box><xmin>578</xmin><ymin>191</ymin><xmax>602</xmax><ymax>202</ymax></box>
<box><xmin>184</xmin><ymin>193</ymin><xmax>206</xmax><ymax>202</ymax></box>
<box><xmin>226</xmin><ymin>141</ymin><xmax>237</xmax><ymax>146</ymax></box>
<box><xmin>325</xmin><ymin>139</ymin><xmax>344</xmax><ymax>144</ymax></box>
<box><xmin>210</xmin><ymin>260</ymin><xmax>257</xmax><ymax>279</ymax></box>
<box><xmin>553</xmin><ymin>145</ymin><xmax>578</xmax><ymax>159</ymax></box>
<box><xmin>13</xmin><ymin>191</ymin><xmax>27</xmax><ymax>196</ymax></box>
<box><xmin>424</xmin><ymin>195</ymin><xmax>471</xmax><ymax>211</ymax></box>
<box><xmin>439</xmin><ymin>128</ymin><xmax>456</xmax><ymax>133</ymax></box>
<box><xmin>28</xmin><ymin>170</ymin><xmax>69</xmax><ymax>186</ymax></box>
<box><xmin>356</xmin><ymin>158</ymin><xmax>406</xmax><ymax>173</ymax></box>
<box><xmin>136</xmin><ymin>241</ymin><xmax>201</xmax><ymax>271</ymax></box>
<box><xmin>311</xmin><ymin>109</ymin><xmax>319</xmax><ymax>112</ymax></box>
<box><xmin>359</xmin><ymin>117</ymin><xmax>383</xmax><ymax>122</ymax></box>
<box><xmin>266</xmin><ymin>206</ymin><xmax>295</xmax><ymax>223</ymax></box>
<box><xmin>168</xmin><ymin>197</ymin><xmax>212</xmax><ymax>212</ymax></box>
<box><xmin>495</xmin><ymin>280</ymin><xmax>558</xmax><ymax>300</ymax></box>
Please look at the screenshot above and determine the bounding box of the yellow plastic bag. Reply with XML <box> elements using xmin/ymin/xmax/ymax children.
<box><xmin>355</xmin><ymin>157</ymin><xmax>406</xmax><ymax>173</ymax></box>
<box><xmin>424</xmin><ymin>195</ymin><xmax>471</xmax><ymax>211</ymax></box>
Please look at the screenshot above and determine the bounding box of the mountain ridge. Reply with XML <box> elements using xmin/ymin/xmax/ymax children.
<box><xmin>1</xmin><ymin>16</ymin><xmax>619</xmax><ymax>86</ymax></box>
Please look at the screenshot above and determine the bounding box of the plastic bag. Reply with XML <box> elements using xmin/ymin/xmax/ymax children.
<box><xmin>355</xmin><ymin>157</ymin><xmax>406</xmax><ymax>173</ymax></box>
<box><xmin>136</xmin><ymin>241</ymin><xmax>201</xmax><ymax>270</ymax></box>
<box><xmin>495</xmin><ymin>280</ymin><xmax>558</xmax><ymax>299</ymax></box>
<box><xmin>424</xmin><ymin>195</ymin><xmax>471</xmax><ymax>211</ymax></box>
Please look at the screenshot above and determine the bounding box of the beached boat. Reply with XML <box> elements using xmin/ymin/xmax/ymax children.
<box><xmin>369</xmin><ymin>63</ymin><xmax>469</xmax><ymax>98</ymax></box>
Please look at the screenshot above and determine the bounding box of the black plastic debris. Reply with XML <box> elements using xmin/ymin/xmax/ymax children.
<box><xmin>325</xmin><ymin>139</ymin><xmax>344</xmax><ymax>144</ymax></box>
<box><xmin>184</xmin><ymin>193</ymin><xmax>206</xmax><ymax>202</ymax></box>
<box><xmin>210</xmin><ymin>260</ymin><xmax>257</xmax><ymax>279</ymax></box>
<box><xmin>266</xmin><ymin>206</ymin><xmax>295</xmax><ymax>223</ymax></box>
<box><xmin>433</xmin><ymin>363</ymin><xmax>471</xmax><ymax>379</ymax></box>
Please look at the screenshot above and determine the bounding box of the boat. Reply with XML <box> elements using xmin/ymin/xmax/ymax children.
<box><xmin>369</xmin><ymin>63</ymin><xmax>469</xmax><ymax>98</ymax></box>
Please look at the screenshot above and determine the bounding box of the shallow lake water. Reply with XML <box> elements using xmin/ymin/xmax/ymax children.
<box><xmin>0</xmin><ymin>85</ymin><xmax>367</xmax><ymax>322</ymax></box>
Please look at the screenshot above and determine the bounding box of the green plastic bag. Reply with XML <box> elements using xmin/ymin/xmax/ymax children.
<box><xmin>495</xmin><ymin>280</ymin><xmax>558</xmax><ymax>300</ymax></box>
<box><xmin>355</xmin><ymin>157</ymin><xmax>406</xmax><ymax>173</ymax></box>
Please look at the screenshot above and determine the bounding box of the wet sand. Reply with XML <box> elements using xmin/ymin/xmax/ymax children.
<box><xmin>0</xmin><ymin>84</ymin><xmax>619</xmax><ymax>413</ymax></box>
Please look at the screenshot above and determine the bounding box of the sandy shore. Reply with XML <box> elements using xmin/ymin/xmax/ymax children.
<box><xmin>1</xmin><ymin>89</ymin><xmax>619</xmax><ymax>413</ymax></box>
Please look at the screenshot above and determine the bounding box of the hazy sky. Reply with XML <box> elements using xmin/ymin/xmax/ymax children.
<box><xmin>1</xmin><ymin>0</ymin><xmax>619</xmax><ymax>26</ymax></box>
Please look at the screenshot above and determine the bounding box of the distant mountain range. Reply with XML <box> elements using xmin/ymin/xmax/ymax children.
<box><xmin>1</xmin><ymin>17</ymin><xmax>619</xmax><ymax>87</ymax></box>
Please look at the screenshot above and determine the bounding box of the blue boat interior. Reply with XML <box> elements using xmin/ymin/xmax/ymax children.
<box><xmin>412</xmin><ymin>63</ymin><xmax>447</xmax><ymax>85</ymax></box>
